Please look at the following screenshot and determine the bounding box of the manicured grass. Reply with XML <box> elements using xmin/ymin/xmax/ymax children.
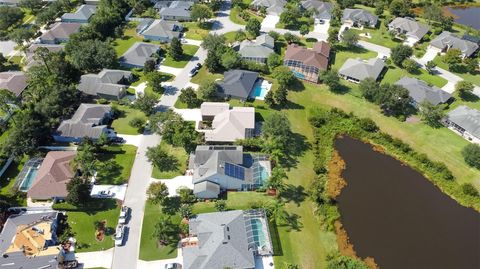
<box><xmin>162</xmin><ymin>44</ymin><xmax>199</xmax><ymax>68</ymax></box>
<box><xmin>276</xmin><ymin>16</ymin><xmax>314</xmax><ymax>32</ymax></box>
<box><xmin>113</xmin><ymin>23</ymin><xmax>143</xmax><ymax>56</ymax></box>
<box><xmin>229</xmin><ymin>6</ymin><xmax>263</xmax><ymax>25</ymax></box>
<box><xmin>139</xmin><ymin>202</ymin><xmax>180</xmax><ymax>261</ymax></box>
<box><xmin>193</xmin><ymin>192</ymin><xmax>275</xmax><ymax>214</ymax></box>
<box><xmin>111</xmin><ymin>106</ymin><xmax>147</xmax><ymax>135</ymax></box>
<box><xmin>190</xmin><ymin>66</ymin><xmax>223</xmax><ymax>84</ymax></box>
<box><xmin>0</xmin><ymin>155</ymin><xmax>28</xmax><ymax>206</ymax></box>
<box><xmin>183</xmin><ymin>22</ymin><xmax>212</xmax><ymax>40</ymax></box>
<box><xmin>382</xmin><ymin>64</ymin><xmax>448</xmax><ymax>88</ymax></box>
<box><xmin>331</xmin><ymin>45</ymin><xmax>378</xmax><ymax>70</ymax></box>
<box><xmin>350</xmin><ymin>20</ymin><xmax>403</xmax><ymax>49</ymax></box>
<box><xmin>96</xmin><ymin>145</ymin><xmax>137</xmax><ymax>185</ymax></box>
<box><xmin>433</xmin><ymin>55</ymin><xmax>480</xmax><ymax>86</ymax></box>
<box><xmin>63</xmin><ymin>200</ymin><xmax>120</xmax><ymax>252</ymax></box>
<box><xmin>151</xmin><ymin>143</ymin><xmax>189</xmax><ymax>179</ymax></box>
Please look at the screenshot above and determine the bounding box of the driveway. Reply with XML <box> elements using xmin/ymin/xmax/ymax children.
<box><xmin>158</xmin><ymin>65</ymin><xmax>184</xmax><ymax>76</ymax></box>
<box><xmin>357</xmin><ymin>40</ymin><xmax>391</xmax><ymax>58</ymax></box>
<box><xmin>417</xmin><ymin>47</ymin><xmax>438</xmax><ymax>65</ymax></box>
<box><xmin>137</xmin><ymin>248</ymin><xmax>183</xmax><ymax>269</ymax></box>
<box><xmin>77</xmin><ymin>249</ymin><xmax>114</xmax><ymax>269</ymax></box>
<box><xmin>211</xmin><ymin>0</ymin><xmax>245</xmax><ymax>34</ymax></box>
<box><xmin>261</xmin><ymin>15</ymin><xmax>280</xmax><ymax>30</ymax></box>
<box><xmin>90</xmin><ymin>184</ymin><xmax>128</xmax><ymax>201</ymax></box>
<box><xmin>152</xmin><ymin>175</ymin><xmax>194</xmax><ymax>196</ymax></box>
<box><xmin>0</xmin><ymin>41</ymin><xmax>16</xmax><ymax>57</ymax></box>
<box><xmin>173</xmin><ymin>108</ymin><xmax>201</xmax><ymax>122</ymax></box>
<box><xmin>118</xmin><ymin>134</ymin><xmax>143</xmax><ymax>147</ymax></box>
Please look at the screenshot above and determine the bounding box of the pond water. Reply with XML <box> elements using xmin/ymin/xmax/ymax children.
<box><xmin>335</xmin><ymin>136</ymin><xmax>480</xmax><ymax>269</ymax></box>
<box><xmin>447</xmin><ymin>7</ymin><xmax>480</xmax><ymax>30</ymax></box>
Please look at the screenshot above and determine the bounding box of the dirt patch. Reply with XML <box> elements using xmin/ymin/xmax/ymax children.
<box><xmin>327</xmin><ymin>150</ymin><xmax>347</xmax><ymax>199</ymax></box>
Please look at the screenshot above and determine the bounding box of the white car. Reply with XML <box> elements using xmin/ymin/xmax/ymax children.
<box><xmin>119</xmin><ymin>206</ymin><xmax>129</xmax><ymax>224</ymax></box>
<box><xmin>115</xmin><ymin>224</ymin><xmax>125</xmax><ymax>246</ymax></box>
<box><xmin>165</xmin><ymin>263</ymin><xmax>181</xmax><ymax>269</ymax></box>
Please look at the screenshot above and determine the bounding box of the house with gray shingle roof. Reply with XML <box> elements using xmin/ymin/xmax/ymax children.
<box><xmin>136</xmin><ymin>19</ymin><xmax>183</xmax><ymax>42</ymax></box>
<box><xmin>78</xmin><ymin>69</ymin><xmax>133</xmax><ymax>100</ymax></box>
<box><xmin>25</xmin><ymin>43</ymin><xmax>64</xmax><ymax>68</ymax></box>
<box><xmin>39</xmin><ymin>22</ymin><xmax>82</xmax><ymax>44</ymax></box>
<box><xmin>61</xmin><ymin>4</ymin><xmax>97</xmax><ymax>23</ymax></box>
<box><xmin>429</xmin><ymin>31</ymin><xmax>479</xmax><ymax>58</ymax></box>
<box><xmin>395</xmin><ymin>77</ymin><xmax>452</xmax><ymax>107</ymax></box>
<box><xmin>0</xmin><ymin>71</ymin><xmax>27</xmax><ymax>97</ymax></box>
<box><xmin>300</xmin><ymin>0</ymin><xmax>332</xmax><ymax>22</ymax></box>
<box><xmin>182</xmin><ymin>209</ymin><xmax>273</xmax><ymax>269</ymax></box>
<box><xmin>445</xmin><ymin>105</ymin><xmax>480</xmax><ymax>143</ymax></box>
<box><xmin>388</xmin><ymin>17</ymin><xmax>430</xmax><ymax>44</ymax></box>
<box><xmin>339</xmin><ymin>57</ymin><xmax>385</xmax><ymax>83</ymax></box>
<box><xmin>159</xmin><ymin>1</ymin><xmax>194</xmax><ymax>21</ymax></box>
<box><xmin>189</xmin><ymin>145</ymin><xmax>270</xmax><ymax>198</ymax></box>
<box><xmin>217</xmin><ymin>70</ymin><xmax>259</xmax><ymax>100</ymax></box>
<box><xmin>234</xmin><ymin>34</ymin><xmax>275</xmax><ymax>64</ymax></box>
<box><xmin>119</xmin><ymin>42</ymin><xmax>161</xmax><ymax>68</ymax></box>
<box><xmin>54</xmin><ymin>103</ymin><xmax>115</xmax><ymax>142</ymax></box>
<box><xmin>250</xmin><ymin>0</ymin><xmax>286</xmax><ymax>15</ymax></box>
<box><xmin>342</xmin><ymin>8</ymin><xmax>378</xmax><ymax>28</ymax></box>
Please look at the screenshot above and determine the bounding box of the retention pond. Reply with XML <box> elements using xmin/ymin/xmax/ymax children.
<box><xmin>335</xmin><ymin>136</ymin><xmax>480</xmax><ymax>269</ymax></box>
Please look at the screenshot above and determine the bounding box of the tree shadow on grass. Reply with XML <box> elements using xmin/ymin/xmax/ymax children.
<box><xmin>268</xmin><ymin>220</ymin><xmax>283</xmax><ymax>256</ymax></box>
<box><xmin>162</xmin><ymin>196</ymin><xmax>181</xmax><ymax>215</ymax></box>
<box><xmin>459</xmin><ymin>91</ymin><xmax>480</xmax><ymax>103</ymax></box>
<box><xmin>280</xmin><ymin>184</ymin><xmax>307</xmax><ymax>206</ymax></box>
<box><xmin>95</xmin><ymin>160</ymin><xmax>123</xmax><ymax>185</ymax></box>
<box><xmin>279</xmin><ymin>132</ymin><xmax>310</xmax><ymax>168</ymax></box>
<box><xmin>279</xmin><ymin>212</ymin><xmax>303</xmax><ymax>232</ymax></box>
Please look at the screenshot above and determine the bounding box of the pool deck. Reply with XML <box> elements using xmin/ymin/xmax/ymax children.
<box><xmin>251</xmin><ymin>79</ymin><xmax>272</xmax><ymax>101</ymax></box>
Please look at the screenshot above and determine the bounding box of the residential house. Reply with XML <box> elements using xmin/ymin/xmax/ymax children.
<box><xmin>232</xmin><ymin>34</ymin><xmax>275</xmax><ymax>64</ymax></box>
<box><xmin>216</xmin><ymin>70</ymin><xmax>259</xmax><ymax>100</ymax></box>
<box><xmin>54</xmin><ymin>103</ymin><xmax>115</xmax><ymax>142</ymax></box>
<box><xmin>61</xmin><ymin>4</ymin><xmax>97</xmax><ymax>23</ymax></box>
<box><xmin>0</xmin><ymin>71</ymin><xmax>27</xmax><ymax>97</ymax></box>
<box><xmin>339</xmin><ymin>57</ymin><xmax>385</xmax><ymax>83</ymax></box>
<box><xmin>444</xmin><ymin>105</ymin><xmax>480</xmax><ymax>143</ymax></box>
<box><xmin>0</xmin><ymin>211</ymin><xmax>62</xmax><ymax>269</ymax></box>
<box><xmin>300</xmin><ymin>0</ymin><xmax>332</xmax><ymax>22</ymax></box>
<box><xmin>78</xmin><ymin>69</ymin><xmax>133</xmax><ymax>100</ymax></box>
<box><xmin>182</xmin><ymin>209</ymin><xmax>273</xmax><ymax>269</ymax></box>
<box><xmin>24</xmin><ymin>44</ymin><xmax>64</xmax><ymax>69</ymax></box>
<box><xmin>119</xmin><ymin>42</ymin><xmax>161</xmax><ymax>68</ymax></box>
<box><xmin>342</xmin><ymin>8</ymin><xmax>378</xmax><ymax>28</ymax></box>
<box><xmin>250</xmin><ymin>0</ymin><xmax>286</xmax><ymax>15</ymax></box>
<box><xmin>153</xmin><ymin>0</ymin><xmax>197</xmax><ymax>9</ymax></box>
<box><xmin>189</xmin><ymin>145</ymin><xmax>270</xmax><ymax>198</ymax></box>
<box><xmin>159</xmin><ymin>1</ymin><xmax>194</xmax><ymax>21</ymax></box>
<box><xmin>395</xmin><ymin>77</ymin><xmax>452</xmax><ymax>107</ymax></box>
<box><xmin>27</xmin><ymin>151</ymin><xmax>77</xmax><ymax>201</ymax></box>
<box><xmin>429</xmin><ymin>31</ymin><xmax>479</xmax><ymax>58</ymax></box>
<box><xmin>283</xmin><ymin>41</ymin><xmax>330</xmax><ymax>83</ymax></box>
<box><xmin>136</xmin><ymin>19</ymin><xmax>183</xmax><ymax>42</ymax></box>
<box><xmin>199</xmin><ymin>102</ymin><xmax>255</xmax><ymax>143</ymax></box>
<box><xmin>388</xmin><ymin>17</ymin><xmax>430</xmax><ymax>45</ymax></box>
<box><xmin>39</xmin><ymin>22</ymin><xmax>82</xmax><ymax>44</ymax></box>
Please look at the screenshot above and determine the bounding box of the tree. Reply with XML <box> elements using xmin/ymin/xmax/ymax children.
<box><xmin>462</xmin><ymin>143</ymin><xmax>480</xmax><ymax>169</ymax></box>
<box><xmin>340</xmin><ymin>29</ymin><xmax>358</xmax><ymax>47</ymax></box>
<box><xmin>440</xmin><ymin>16</ymin><xmax>453</xmax><ymax>31</ymax></box>
<box><xmin>201</xmin><ymin>34</ymin><xmax>226</xmax><ymax>51</ymax></box>
<box><xmin>179</xmin><ymin>203</ymin><xmax>193</xmax><ymax>218</ymax></box>
<box><xmin>197</xmin><ymin>80</ymin><xmax>217</xmax><ymax>101</ymax></box>
<box><xmin>147</xmin><ymin>182</ymin><xmax>169</xmax><ymax>204</ymax></box>
<box><xmin>425</xmin><ymin>60</ymin><xmax>436</xmax><ymax>74</ymax></box>
<box><xmin>65</xmin><ymin>39</ymin><xmax>117</xmax><ymax>72</ymax></box>
<box><xmin>8</xmin><ymin>26</ymin><xmax>37</xmax><ymax>44</ymax></box>
<box><xmin>246</xmin><ymin>18</ymin><xmax>261</xmax><ymax>37</ymax></box>
<box><xmin>66</xmin><ymin>177</ymin><xmax>90</xmax><ymax>205</ymax></box>
<box><xmin>374</xmin><ymin>1</ymin><xmax>384</xmax><ymax>16</ymax></box>
<box><xmin>153</xmin><ymin>215</ymin><xmax>177</xmax><ymax>245</ymax></box>
<box><xmin>265</xmin><ymin>167</ymin><xmax>287</xmax><ymax>194</ymax></box>
<box><xmin>144</xmin><ymin>59</ymin><xmax>156</xmax><ymax>73</ymax></box>
<box><xmin>273</xmin><ymin>66</ymin><xmax>295</xmax><ymax>86</ymax></box>
<box><xmin>214</xmin><ymin>200</ymin><xmax>227</xmax><ymax>211</ymax></box>
<box><xmin>0</xmin><ymin>53</ymin><xmax>6</xmax><ymax>71</ymax></box>
<box><xmin>389</xmin><ymin>0</ymin><xmax>409</xmax><ymax>17</ymax></box>
<box><xmin>463</xmin><ymin>57</ymin><xmax>478</xmax><ymax>74</ymax></box>
<box><xmin>267</xmin><ymin>53</ymin><xmax>282</xmax><ymax>71</ymax></box>
<box><xmin>19</xmin><ymin>0</ymin><xmax>43</xmax><ymax>14</ymax></box>
<box><xmin>423</xmin><ymin>4</ymin><xmax>442</xmax><ymax>24</ymax></box>
<box><xmin>129</xmin><ymin>117</ymin><xmax>145</xmax><ymax>130</ymax></box>
<box><xmin>419</xmin><ymin>101</ymin><xmax>444</xmax><ymax>128</ymax></box>
<box><xmin>299</xmin><ymin>24</ymin><xmax>309</xmax><ymax>36</ymax></box>
<box><xmin>268</xmin><ymin>31</ymin><xmax>280</xmax><ymax>40</ymax></box>
<box><xmin>205</xmin><ymin>50</ymin><xmax>222</xmax><ymax>72</ymax></box>
<box><xmin>73</xmin><ymin>139</ymin><xmax>97</xmax><ymax>177</ymax></box>
<box><xmin>326</xmin><ymin>254</ymin><xmax>369</xmax><ymax>269</ymax></box>
<box><xmin>0</xmin><ymin>6</ymin><xmax>24</xmax><ymax>31</ymax></box>
<box><xmin>379</xmin><ymin>84</ymin><xmax>412</xmax><ymax>117</ymax></box>
<box><xmin>320</xmin><ymin>69</ymin><xmax>340</xmax><ymax>91</ymax></box>
<box><xmin>283</xmin><ymin>32</ymin><xmax>300</xmax><ymax>44</ymax></box>
<box><xmin>177</xmin><ymin>187</ymin><xmax>196</xmax><ymax>204</ymax></box>
<box><xmin>262</xmin><ymin>113</ymin><xmax>292</xmax><ymax>153</ymax></box>
<box><xmin>168</xmin><ymin>37</ymin><xmax>183</xmax><ymax>61</ymax></box>
<box><xmin>359</xmin><ymin>78</ymin><xmax>379</xmax><ymax>102</ymax></box>
<box><xmin>146</xmin><ymin>72</ymin><xmax>165</xmax><ymax>93</ymax></box>
<box><xmin>279</xmin><ymin>8</ymin><xmax>300</xmax><ymax>28</ymax></box>
<box><xmin>0</xmin><ymin>89</ymin><xmax>18</xmax><ymax>117</ymax></box>
<box><xmin>461</xmin><ymin>183</ymin><xmax>479</xmax><ymax>197</ymax></box>
<box><xmin>178</xmin><ymin>87</ymin><xmax>201</xmax><ymax>108</ymax></box>
<box><xmin>190</xmin><ymin>4</ymin><xmax>213</xmax><ymax>23</ymax></box>
<box><xmin>221</xmin><ymin>48</ymin><xmax>241</xmax><ymax>69</ymax></box>
<box><xmin>402</xmin><ymin>58</ymin><xmax>418</xmax><ymax>73</ymax></box>
<box><xmin>327</xmin><ymin>27</ymin><xmax>340</xmax><ymax>46</ymax></box>
<box><xmin>264</xmin><ymin>90</ymin><xmax>275</xmax><ymax>107</ymax></box>
<box><xmin>391</xmin><ymin>44</ymin><xmax>413</xmax><ymax>66</ymax></box>
<box><xmin>455</xmin><ymin>81</ymin><xmax>474</xmax><ymax>99</ymax></box>
<box><xmin>444</xmin><ymin>49</ymin><xmax>462</xmax><ymax>70</ymax></box>
<box><xmin>273</xmin><ymin>86</ymin><xmax>288</xmax><ymax>106</ymax></box>
<box><xmin>234</xmin><ymin>29</ymin><xmax>246</xmax><ymax>41</ymax></box>
<box><xmin>133</xmin><ymin>93</ymin><xmax>157</xmax><ymax>115</ymax></box>
<box><xmin>146</xmin><ymin>145</ymin><xmax>179</xmax><ymax>172</ymax></box>
<box><xmin>149</xmin><ymin>110</ymin><xmax>199</xmax><ymax>152</ymax></box>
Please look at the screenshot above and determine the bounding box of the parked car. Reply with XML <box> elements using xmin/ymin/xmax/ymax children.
<box><xmin>195</xmin><ymin>63</ymin><xmax>202</xmax><ymax>69</ymax></box>
<box><xmin>189</xmin><ymin>67</ymin><xmax>198</xmax><ymax>77</ymax></box>
<box><xmin>382</xmin><ymin>55</ymin><xmax>388</xmax><ymax>61</ymax></box>
<box><xmin>119</xmin><ymin>206</ymin><xmax>130</xmax><ymax>224</ymax></box>
<box><xmin>165</xmin><ymin>263</ymin><xmax>181</xmax><ymax>269</ymax></box>
<box><xmin>115</xmin><ymin>224</ymin><xmax>125</xmax><ymax>246</ymax></box>
<box><xmin>98</xmin><ymin>190</ymin><xmax>114</xmax><ymax>198</ymax></box>
<box><xmin>319</xmin><ymin>19</ymin><xmax>325</xmax><ymax>24</ymax></box>
<box><xmin>111</xmin><ymin>137</ymin><xmax>124</xmax><ymax>144</ymax></box>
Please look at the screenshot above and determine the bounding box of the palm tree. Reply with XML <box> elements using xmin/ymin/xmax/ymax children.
<box><xmin>153</xmin><ymin>215</ymin><xmax>175</xmax><ymax>245</ymax></box>
<box><xmin>265</xmin><ymin>167</ymin><xmax>287</xmax><ymax>195</ymax></box>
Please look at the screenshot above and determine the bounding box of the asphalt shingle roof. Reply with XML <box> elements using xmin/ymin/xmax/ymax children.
<box><xmin>119</xmin><ymin>42</ymin><xmax>160</xmax><ymax>67</ymax></box>
<box><xmin>430</xmin><ymin>31</ymin><xmax>479</xmax><ymax>57</ymax></box>
<box><xmin>388</xmin><ymin>17</ymin><xmax>430</xmax><ymax>40</ymax></box>
<box><xmin>217</xmin><ymin>70</ymin><xmax>259</xmax><ymax>99</ymax></box>
<box><xmin>78</xmin><ymin>69</ymin><xmax>132</xmax><ymax>98</ymax></box>
<box><xmin>446</xmin><ymin>105</ymin><xmax>480</xmax><ymax>139</ymax></box>
<box><xmin>301</xmin><ymin>0</ymin><xmax>332</xmax><ymax>20</ymax></box>
<box><xmin>56</xmin><ymin>103</ymin><xmax>111</xmax><ymax>139</ymax></box>
<box><xmin>39</xmin><ymin>22</ymin><xmax>82</xmax><ymax>42</ymax></box>
<box><xmin>137</xmin><ymin>19</ymin><xmax>182</xmax><ymax>39</ymax></box>
<box><xmin>61</xmin><ymin>4</ymin><xmax>97</xmax><ymax>22</ymax></box>
<box><xmin>342</xmin><ymin>8</ymin><xmax>378</xmax><ymax>26</ymax></box>
<box><xmin>0</xmin><ymin>71</ymin><xmax>27</xmax><ymax>96</ymax></box>
<box><xmin>339</xmin><ymin>57</ymin><xmax>385</xmax><ymax>81</ymax></box>
<box><xmin>395</xmin><ymin>77</ymin><xmax>451</xmax><ymax>105</ymax></box>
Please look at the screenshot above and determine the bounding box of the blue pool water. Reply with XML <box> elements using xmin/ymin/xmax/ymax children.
<box><xmin>252</xmin><ymin>84</ymin><xmax>268</xmax><ymax>98</ymax></box>
<box><xmin>250</xmin><ymin>218</ymin><xmax>267</xmax><ymax>248</ymax></box>
<box><xmin>260</xmin><ymin>166</ymin><xmax>269</xmax><ymax>182</ymax></box>
<box><xmin>19</xmin><ymin>168</ymin><xmax>38</xmax><ymax>192</ymax></box>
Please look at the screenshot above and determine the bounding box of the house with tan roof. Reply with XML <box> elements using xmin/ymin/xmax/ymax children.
<box><xmin>283</xmin><ymin>41</ymin><xmax>331</xmax><ymax>83</ymax></box>
<box><xmin>198</xmin><ymin>102</ymin><xmax>255</xmax><ymax>143</ymax></box>
<box><xmin>0</xmin><ymin>71</ymin><xmax>27</xmax><ymax>97</ymax></box>
<box><xmin>27</xmin><ymin>151</ymin><xmax>76</xmax><ymax>201</ymax></box>
<box><xmin>39</xmin><ymin>22</ymin><xmax>82</xmax><ymax>44</ymax></box>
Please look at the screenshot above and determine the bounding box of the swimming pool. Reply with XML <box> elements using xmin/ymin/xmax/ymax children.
<box><xmin>251</xmin><ymin>80</ymin><xmax>272</xmax><ymax>100</ymax></box>
<box><xmin>19</xmin><ymin>168</ymin><xmax>38</xmax><ymax>192</ymax></box>
<box><xmin>250</xmin><ymin>218</ymin><xmax>268</xmax><ymax>249</ymax></box>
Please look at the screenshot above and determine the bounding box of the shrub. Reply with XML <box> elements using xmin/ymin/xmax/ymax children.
<box><xmin>462</xmin><ymin>144</ymin><xmax>480</xmax><ymax>169</ymax></box>
<box><xmin>461</xmin><ymin>183</ymin><xmax>479</xmax><ymax>197</ymax></box>
<box><xmin>129</xmin><ymin>117</ymin><xmax>145</xmax><ymax>129</ymax></box>
<box><xmin>358</xmin><ymin>118</ymin><xmax>378</xmax><ymax>132</ymax></box>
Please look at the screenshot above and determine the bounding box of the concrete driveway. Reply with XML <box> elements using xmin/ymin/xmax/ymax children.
<box><xmin>137</xmin><ymin>248</ymin><xmax>183</xmax><ymax>269</ymax></box>
<box><xmin>76</xmin><ymin>249</ymin><xmax>114</xmax><ymax>269</ymax></box>
<box><xmin>173</xmin><ymin>108</ymin><xmax>201</xmax><ymax>122</ymax></box>
<box><xmin>118</xmin><ymin>134</ymin><xmax>143</xmax><ymax>147</ymax></box>
<box><xmin>158</xmin><ymin>65</ymin><xmax>184</xmax><ymax>76</ymax></box>
<box><xmin>90</xmin><ymin>184</ymin><xmax>128</xmax><ymax>201</ymax></box>
<box><xmin>0</xmin><ymin>41</ymin><xmax>16</xmax><ymax>57</ymax></box>
<box><xmin>358</xmin><ymin>40</ymin><xmax>391</xmax><ymax>58</ymax></box>
<box><xmin>151</xmin><ymin>175</ymin><xmax>194</xmax><ymax>193</ymax></box>
<box><xmin>417</xmin><ymin>47</ymin><xmax>438</xmax><ymax>65</ymax></box>
<box><xmin>261</xmin><ymin>15</ymin><xmax>280</xmax><ymax>30</ymax></box>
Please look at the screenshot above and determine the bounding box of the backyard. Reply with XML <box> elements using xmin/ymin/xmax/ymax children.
<box><xmin>151</xmin><ymin>143</ymin><xmax>189</xmax><ymax>179</ymax></box>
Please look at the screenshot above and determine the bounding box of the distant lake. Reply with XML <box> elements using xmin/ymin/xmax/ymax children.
<box><xmin>447</xmin><ymin>7</ymin><xmax>480</xmax><ymax>30</ymax></box>
<box><xmin>335</xmin><ymin>136</ymin><xmax>480</xmax><ymax>269</ymax></box>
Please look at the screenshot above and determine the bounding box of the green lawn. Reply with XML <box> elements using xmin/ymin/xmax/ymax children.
<box><xmin>382</xmin><ymin>64</ymin><xmax>448</xmax><ymax>88</ymax></box>
<box><xmin>139</xmin><ymin>202</ymin><xmax>180</xmax><ymax>261</ymax></box>
<box><xmin>350</xmin><ymin>20</ymin><xmax>403</xmax><ymax>49</ymax></box>
<box><xmin>192</xmin><ymin>192</ymin><xmax>275</xmax><ymax>214</ymax></box>
<box><xmin>433</xmin><ymin>55</ymin><xmax>480</xmax><ymax>86</ymax></box>
<box><xmin>62</xmin><ymin>200</ymin><xmax>120</xmax><ymax>252</ymax></box>
<box><xmin>182</xmin><ymin>22</ymin><xmax>212</xmax><ymax>40</ymax></box>
<box><xmin>162</xmin><ymin>44</ymin><xmax>199</xmax><ymax>68</ymax></box>
<box><xmin>190</xmin><ymin>66</ymin><xmax>223</xmax><ymax>84</ymax></box>
<box><xmin>229</xmin><ymin>6</ymin><xmax>263</xmax><ymax>25</ymax></box>
<box><xmin>96</xmin><ymin>145</ymin><xmax>137</xmax><ymax>185</ymax></box>
<box><xmin>151</xmin><ymin>143</ymin><xmax>189</xmax><ymax>179</ymax></box>
<box><xmin>111</xmin><ymin>106</ymin><xmax>147</xmax><ymax>135</ymax></box>
<box><xmin>113</xmin><ymin>23</ymin><xmax>143</xmax><ymax>56</ymax></box>
<box><xmin>0</xmin><ymin>156</ymin><xmax>28</xmax><ymax>206</ymax></box>
<box><xmin>331</xmin><ymin>45</ymin><xmax>378</xmax><ymax>70</ymax></box>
